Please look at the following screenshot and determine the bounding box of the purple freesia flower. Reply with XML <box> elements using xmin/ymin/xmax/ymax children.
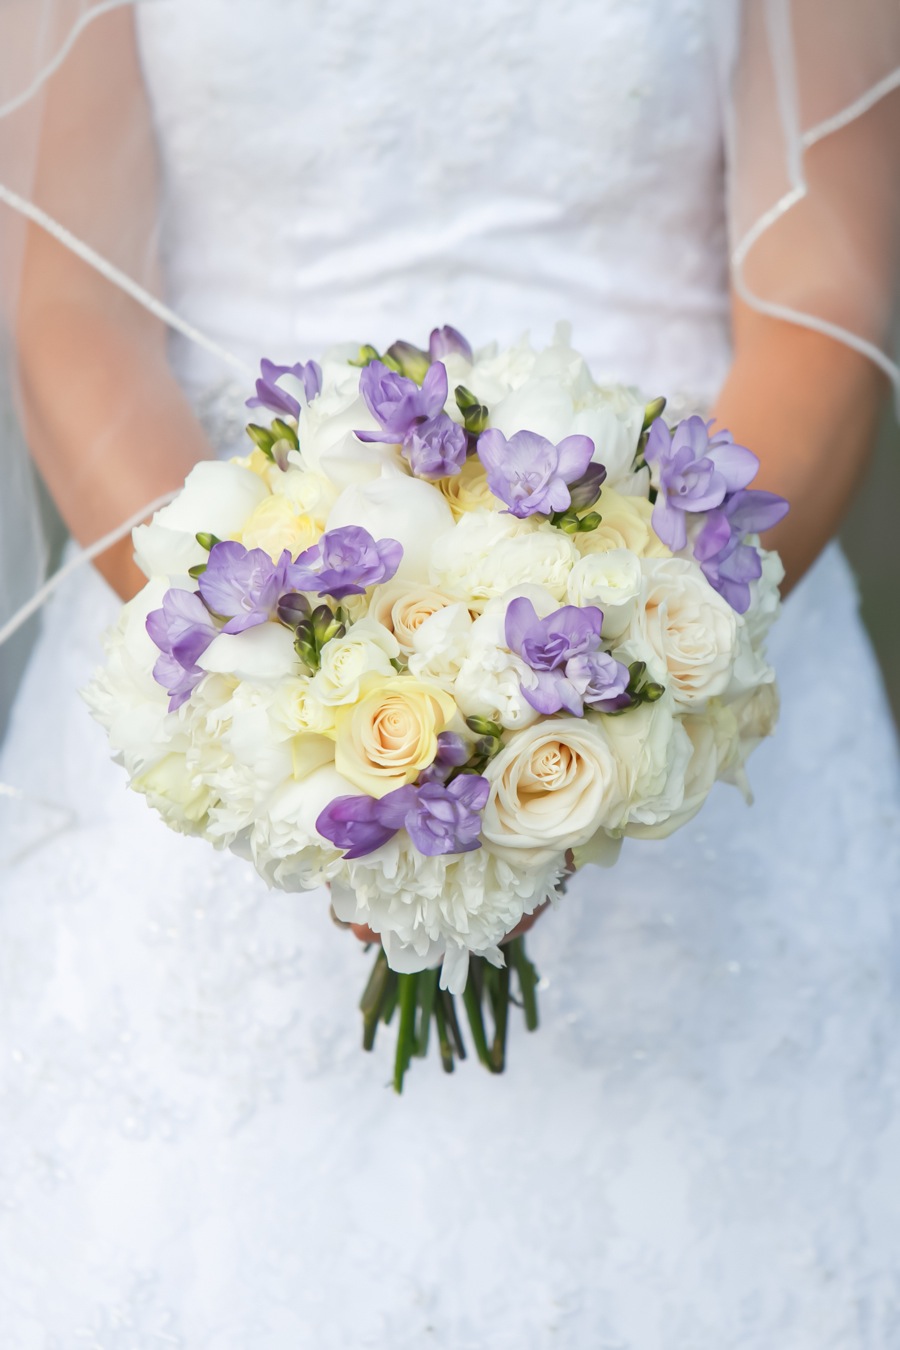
<box><xmin>418</xmin><ymin>731</ymin><xmax>471</xmax><ymax>784</ymax></box>
<box><xmin>645</xmin><ymin>416</ymin><xmax>759</xmax><ymax>552</ymax></box>
<box><xmin>356</xmin><ymin>360</ymin><xmax>449</xmax><ymax>444</ymax></box>
<box><xmin>198</xmin><ymin>541</ymin><xmax>291</xmax><ymax>633</ymax></box>
<box><xmin>402</xmin><ymin>412</ymin><xmax>468</xmax><ymax>479</ymax></box>
<box><xmin>287</xmin><ymin>526</ymin><xmax>402</xmax><ymax>600</ymax></box>
<box><xmin>694</xmin><ymin>488</ymin><xmax>790</xmax><ymax>613</ymax></box>
<box><xmin>477</xmin><ymin>428</ymin><xmax>596</xmax><ymax>519</ymax></box>
<box><xmin>567</xmin><ymin>650</ymin><xmax>632</xmax><ymax>712</ymax></box>
<box><xmin>316</xmin><ymin>774</ymin><xmax>489</xmax><ymax>859</ymax></box>
<box><xmin>429</xmin><ymin>325</ymin><xmax>474</xmax><ymax>364</ymax></box>
<box><xmin>246</xmin><ymin>358</ymin><xmax>322</xmax><ymax>419</ymax></box>
<box><xmin>146</xmin><ymin>588</ymin><xmax>219</xmax><ymax>711</ymax></box>
<box><xmin>505</xmin><ymin>596</ymin><xmax>604</xmax><ymax>715</ymax></box>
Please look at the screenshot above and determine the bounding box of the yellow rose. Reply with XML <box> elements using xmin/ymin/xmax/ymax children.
<box><xmin>439</xmin><ymin>458</ymin><xmax>501</xmax><ymax>519</ymax></box>
<box><xmin>576</xmin><ymin>487</ymin><xmax>670</xmax><ymax>559</ymax></box>
<box><xmin>334</xmin><ymin>676</ymin><xmax>456</xmax><ymax>797</ymax></box>
<box><xmin>368</xmin><ymin>580</ymin><xmax>461</xmax><ymax>654</ymax></box>
<box><xmin>239</xmin><ymin>494</ymin><xmax>319</xmax><ymax>561</ymax></box>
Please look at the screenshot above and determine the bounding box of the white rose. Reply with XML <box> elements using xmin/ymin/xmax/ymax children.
<box><xmin>270</xmin><ymin>676</ymin><xmax>336</xmax><ymax>738</ymax></box>
<box><xmin>368</xmin><ymin>579</ymin><xmax>461</xmax><ymax>654</ymax></box>
<box><xmin>327</xmin><ymin>473</ymin><xmax>454</xmax><ymax>583</ymax></box>
<box><xmin>407</xmin><ymin>602</ymin><xmax>475</xmax><ymax>691</ymax></box>
<box><xmin>618</xmin><ymin>557</ymin><xmax>739</xmax><ymax>709</ymax></box>
<box><xmin>133</xmin><ymin>461</ymin><xmax>269</xmax><ymax>579</ymax></box>
<box><xmin>430</xmin><ymin>512</ymin><xmax>577</xmax><ymax>609</ymax></box>
<box><xmin>566</xmin><ymin>549</ymin><xmax>642</xmax><ymax>640</ymax></box>
<box><xmin>601</xmin><ymin>695</ymin><xmax>692</xmax><ymax>830</ymax></box>
<box><xmin>311</xmin><ymin>618</ymin><xmax>399</xmax><ymax>705</ymax></box>
<box><xmin>622</xmin><ymin>707</ymin><xmax>716</xmax><ymax>839</ymax></box>
<box><xmin>482</xmin><ymin>717</ymin><xmax>629</xmax><ymax>865</ymax></box>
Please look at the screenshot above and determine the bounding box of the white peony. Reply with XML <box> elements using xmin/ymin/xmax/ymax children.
<box><xmin>430</xmin><ymin>511</ymin><xmax>577</xmax><ymax>609</ymax></box>
<box><xmin>250</xmin><ymin>765</ymin><xmax>354</xmax><ymax>892</ymax></box>
<box><xmin>311</xmin><ymin>618</ymin><xmax>399</xmax><ymax>705</ymax></box>
<box><xmin>133</xmin><ymin>461</ymin><xmax>269</xmax><ymax>579</ymax></box>
<box><xmin>330</xmin><ymin>839</ymin><xmax>565</xmax><ymax>993</ymax></box>
<box><xmin>198</xmin><ymin>622</ymin><xmax>299</xmax><ymax>683</ymax></box>
<box><xmin>567</xmin><ymin>549</ymin><xmax>642</xmax><ymax>641</ymax></box>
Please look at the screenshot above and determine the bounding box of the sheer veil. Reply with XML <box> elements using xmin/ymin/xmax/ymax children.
<box><xmin>0</xmin><ymin>0</ymin><xmax>898</xmax><ymax>718</ymax></box>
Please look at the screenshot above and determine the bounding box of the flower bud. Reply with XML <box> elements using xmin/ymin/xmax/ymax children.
<box><xmin>454</xmin><ymin>385</ymin><xmax>489</xmax><ymax>434</ymax></box>
<box><xmin>277</xmin><ymin>592</ymin><xmax>311</xmax><ymax>629</ymax></box>
<box><xmin>641</xmin><ymin>396</ymin><xmax>667</xmax><ymax>431</ymax></box>
<box><xmin>385</xmin><ymin>340</ymin><xmax>431</xmax><ymax>385</ymax></box>
<box><xmin>348</xmin><ymin>344</ymin><xmax>383</xmax><ymax>368</ymax></box>
<box><xmin>576</xmin><ymin>511</ymin><xmax>602</xmax><ymax>534</ymax></box>
<box><xmin>465</xmin><ymin>714</ymin><xmax>502</xmax><ymax>738</ymax></box>
<box><xmin>246</xmin><ymin>423</ymin><xmax>276</xmax><ymax>456</ymax></box>
<box><xmin>270</xmin><ymin>417</ymin><xmax>299</xmax><ymax>450</ymax></box>
<box><xmin>568</xmin><ymin>462</ymin><xmax>607</xmax><ymax>512</ymax></box>
<box><xmin>195</xmin><ymin>532</ymin><xmax>221</xmax><ymax>552</ymax></box>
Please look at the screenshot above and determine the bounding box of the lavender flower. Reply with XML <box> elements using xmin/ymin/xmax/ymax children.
<box><xmin>146</xmin><ymin>588</ymin><xmax>219</xmax><ymax>711</ymax></box>
<box><xmin>429</xmin><ymin>325</ymin><xmax>474</xmax><ymax>364</ymax></box>
<box><xmin>694</xmin><ymin>488</ymin><xmax>790</xmax><ymax>613</ymax></box>
<box><xmin>315</xmin><ymin>787</ymin><xmax>417</xmax><ymax>860</ymax></box>
<box><xmin>402</xmin><ymin>413</ymin><xmax>468</xmax><ymax>479</ymax></box>
<box><xmin>316</xmin><ymin>774</ymin><xmax>489</xmax><ymax>859</ymax></box>
<box><xmin>287</xmin><ymin>526</ymin><xmax>402</xmax><ymax>600</ymax></box>
<box><xmin>417</xmin><ymin>731</ymin><xmax>472</xmax><ymax>785</ymax></box>
<box><xmin>476</xmin><ymin>428</ymin><xmax>596</xmax><ymax>519</ymax></box>
<box><xmin>566</xmin><ymin>650</ymin><xmax>632</xmax><ymax>712</ymax></box>
<box><xmin>246</xmin><ymin>358</ymin><xmax>322</xmax><ymax>419</ymax></box>
<box><xmin>644</xmin><ymin>416</ymin><xmax>758</xmax><ymax>552</ymax></box>
<box><xmin>198</xmin><ymin>541</ymin><xmax>291</xmax><ymax>633</ymax></box>
<box><xmin>405</xmin><ymin>776</ymin><xmax>489</xmax><ymax>856</ymax></box>
<box><xmin>504</xmin><ymin>596</ymin><xmax>603</xmax><ymax>715</ymax></box>
<box><xmin>356</xmin><ymin>360</ymin><xmax>449</xmax><ymax>444</ymax></box>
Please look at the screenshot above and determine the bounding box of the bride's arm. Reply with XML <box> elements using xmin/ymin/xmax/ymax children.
<box><xmin>13</xmin><ymin>10</ymin><xmax>212</xmax><ymax>601</ymax></box>
<box><xmin>711</xmin><ymin>294</ymin><xmax>887</xmax><ymax>596</ymax></box>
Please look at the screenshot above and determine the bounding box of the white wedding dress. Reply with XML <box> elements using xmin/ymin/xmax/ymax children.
<box><xmin>2</xmin><ymin>2</ymin><xmax>900</xmax><ymax>1345</ymax></box>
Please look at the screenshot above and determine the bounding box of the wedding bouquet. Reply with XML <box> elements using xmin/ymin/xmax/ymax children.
<box><xmin>86</xmin><ymin>324</ymin><xmax>788</xmax><ymax>1090</ymax></box>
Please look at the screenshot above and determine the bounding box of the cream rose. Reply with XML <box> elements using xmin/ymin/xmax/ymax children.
<box><xmin>601</xmin><ymin>695</ymin><xmax>692</xmax><ymax>829</ymax></box>
<box><xmin>368</xmin><ymin>580</ymin><xmax>461</xmax><ymax>654</ymax></box>
<box><xmin>576</xmin><ymin>487</ymin><xmax>670</xmax><ymax>559</ymax></box>
<box><xmin>438</xmin><ymin>457</ymin><xmax>501</xmax><ymax>519</ymax></box>
<box><xmin>621</xmin><ymin>707</ymin><xmax>714</xmax><ymax>839</ymax></box>
<box><xmin>481</xmin><ymin>717</ymin><xmax>628</xmax><ymax>864</ymax></box>
<box><xmin>239</xmin><ymin>494</ymin><xmax>319</xmax><ymax>561</ymax></box>
<box><xmin>334</xmin><ymin>676</ymin><xmax>457</xmax><ymax>797</ymax></box>
<box><xmin>311</xmin><ymin>619</ymin><xmax>400</xmax><ymax>705</ymax></box>
<box><xmin>618</xmin><ymin>557</ymin><xmax>739</xmax><ymax>708</ymax></box>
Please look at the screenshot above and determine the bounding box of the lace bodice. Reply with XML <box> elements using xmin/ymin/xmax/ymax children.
<box><xmin>137</xmin><ymin>0</ymin><xmax>732</xmax><ymax>403</ymax></box>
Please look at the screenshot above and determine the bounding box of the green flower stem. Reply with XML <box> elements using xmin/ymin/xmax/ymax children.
<box><xmin>491</xmin><ymin>961</ymin><xmax>511</xmax><ymax>1072</ymax></box>
<box><xmin>393</xmin><ymin>973</ymin><xmax>418</xmax><ymax>1094</ymax></box>
<box><xmin>433</xmin><ymin>993</ymin><xmax>455</xmax><ymax>1073</ymax></box>
<box><xmin>380</xmin><ymin>970</ymin><xmax>399</xmax><ymax>1025</ymax></box>
<box><xmin>415</xmin><ymin>968</ymin><xmax>438</xmax><ymax>1057</ymax></box>
<box><xmin>360</xmin><ymin>947</ymin><xmax>390</xmax><ymax>1051</ymax></box>
<box><xmin>462</xmin><ymin>976</ymin><xmax>494</xmax><ymax>1071</ymax></box>
<box><xmin>440</xmin><ymin>989</ymin><xmax>467</xmax><ymax>1060</ymax></box>
<box><xmin>508</xmin><ymin>937</ymin><xmax>540</xmax><ymax>1032</ymax></box>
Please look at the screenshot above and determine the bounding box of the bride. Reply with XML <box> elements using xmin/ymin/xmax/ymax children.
<box><xmin>1</xmin><ymin>1</ymin><xmax>899</xmax><ymax>1344</ymax></box>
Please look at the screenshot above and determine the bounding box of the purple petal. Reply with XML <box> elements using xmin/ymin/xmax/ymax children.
<box><xmin>650</xmin><ymin>498</ymin><xmax>687</xmax><ymax>552</ymax></box>
<box><xmin>446</xmin><ymin>774</ymin><xmax>490</xmax><ymax>812</ymax></box>
<box><xmin>504</xmin><ymin>596</ymin><xmax>541</xmax><ymax>657</ymax></box>
<box><xmin>726</xmin><ymin>488</ymin><xmax>790</xmax><ymax>534</ymax></box>
<box><xmin>706</xmin><ymin>440</ymin><xmax>759</xmax><ymax>493</ymax></box>
<box><xmin>554</xmin><ymin>434</ymin><xmax>595</xmax><ymax>481</ymax></box>
<box><xmin>429</xmin><ymin>326</ymin><xmax>474</xmax><ymax>363</ymax></box>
